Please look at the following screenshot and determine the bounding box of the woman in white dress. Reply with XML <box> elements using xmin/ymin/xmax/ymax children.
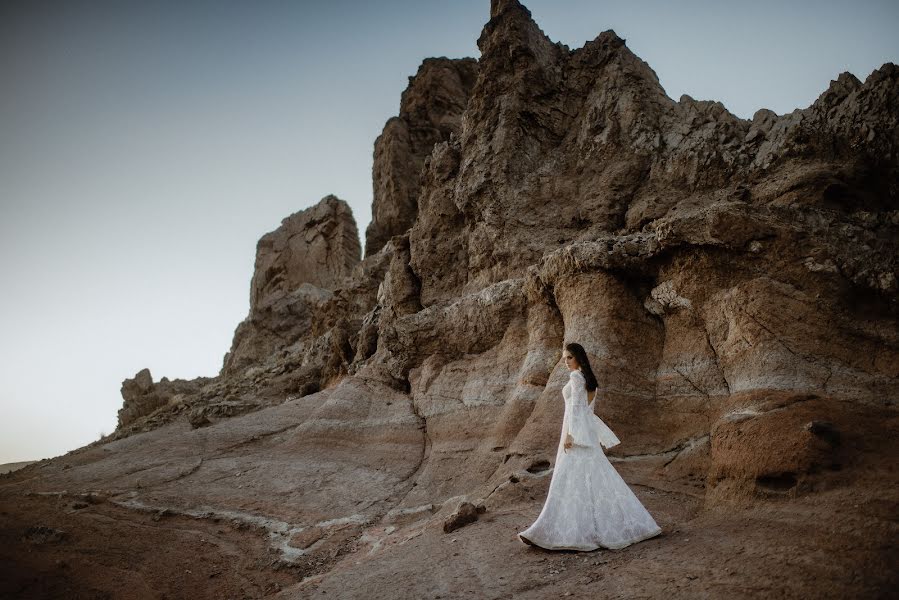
<box><xmin>517</xmin><ymin>342</ymin><xmax>663</xmax><ymax>551</ymax></box>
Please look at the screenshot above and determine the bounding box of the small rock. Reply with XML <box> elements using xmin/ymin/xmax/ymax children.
<box><xmin>805</xmin><ymin>420</ymin><xmax>841</xmax><ymax>445</ymax></box>
<box><xmin>288</xmin><ymin>527</ymin><xmax>325</xmax><ymax>550</ymax></box>
<box><xmin>443</xmin><ymin>502</ymin><xmax>479</xmax><ymax>533</ymax></box>
<box><xmin>79</xmin><ymin>492</ymin><xmax>107</xmax><ymax>505</ymax></box>
<box><xmin>188</xmin><ymin>409</ymin><xmax>212</xmax><ymax>429</ymax></box>
<box><xmin>23</xmin><ymin>526</ymin><xmax>66</xmax><ymax>544</ymax></box>
<box><xmin>152</xmin><ymin>509</ymin><xmax>173</xmax><ymax>522</ymax></box>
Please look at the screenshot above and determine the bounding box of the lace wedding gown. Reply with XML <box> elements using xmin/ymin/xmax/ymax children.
<box><xmin>517</xmin><ymin>368</ymin><xmax>662</xmax><ymax>550</ymax></box>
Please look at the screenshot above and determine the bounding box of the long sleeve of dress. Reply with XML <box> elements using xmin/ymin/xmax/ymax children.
<box><xmin>565</xmin><ymin>370</ymin><xmax>595</xmax><ymax>447</ymax></box>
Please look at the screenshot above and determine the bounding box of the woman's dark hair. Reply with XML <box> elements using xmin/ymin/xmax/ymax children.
<box><xmin>566</xmin><ymin>342</ymin><xmax>598</xmax><ymax>392</ymax></box>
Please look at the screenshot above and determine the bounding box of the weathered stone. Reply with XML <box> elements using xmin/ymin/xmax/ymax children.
<box><xmin>365</xmin><ymin>58</ymin><xmax>478</xmax><ymax>257</ymax></box>
<box><xmin>117</xmin><ymin>368</ymin><xmax>211</xmax><ymax>429</ymax></box>
<box><xmin>23</xmin><ymin>3</ymin><xmax>897</xmax><ymax>597</ymax></box>
<box><xmin>443</xmin><ymin>501</ymin><xmax>480</xmax><ymax>533</ymax></box>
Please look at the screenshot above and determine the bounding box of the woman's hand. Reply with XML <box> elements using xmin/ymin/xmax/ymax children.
<box><xmin>564</xmin><ymin>434</ymin><xmax>573</xmax><ymax>452</ymax></box>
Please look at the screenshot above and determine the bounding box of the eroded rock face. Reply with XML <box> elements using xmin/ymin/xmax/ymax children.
<box><xmin>106</xmin><ymin>0</ymin><xmax>896</xmax><ymax>508</ymax></box>
<box><xmin>223</xmin><ymin>194</ymin><xmax>362</xmax><ymax>376</ymax></box>
<box><xmin>365</xmin><ymin>57</ymin><xmax>479</xmax><ymax>257</ymax></box>
<box><xmin>409</xmin><ymin>0</ymin><xmax>899</xmax><ymax>307</ymax></box>
<box><xmin>250</xmin><ymin>194</ymin><xmax>361</xmax><ymax>309</ymax></box>
<box><xmin>108</xmin><ymin>0</ymin><xmax>896</xmax><ymax>506</ymax></box>
<box><xmin>117</xmin><ymin>368</ymin><xmax>212</xmax><ymax>429</ymax></box>
<box><xmin>16</xmin><ymin>2</ymin><xmax>898</xmax><ymax>596</ymax></box>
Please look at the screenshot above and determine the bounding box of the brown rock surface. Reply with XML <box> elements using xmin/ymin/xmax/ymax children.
<box><xmin>224</xmin><ymin>194</ymin><xmax>362</xmax><ymax>375</ymax></box>
<box><xmin>0</xmin><ymin>462</ymin><xmax>35</xmax><ymax>475</ymax></box>
<box><xmin>2</xmin><ymin>1</ymin><xmax>897</xmax><ymax>598</ymax></box>
<box><xmin>365</xmin><ymin>57</ymin><xmax>479</xmax><ymax>258</ymax></box>
<box><xmin>117</xmin><ymin>368</ymin><xmax>213</xmax><ymax>429</ymax></box>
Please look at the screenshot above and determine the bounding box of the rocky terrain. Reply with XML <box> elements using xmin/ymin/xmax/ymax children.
<box><xmin>2</xmin><ymin>1</ymin><xmax>897</xmax><ymax>598</ymax></box>
<box><xmin>0</xmin><ymin>462</ymin><xmax>35</xmax><ymax>476</ymax></box>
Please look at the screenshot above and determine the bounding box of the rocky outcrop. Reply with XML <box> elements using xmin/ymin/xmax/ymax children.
<box><xmin>106</xmin><ymin>0</ymin><xmax>897</xmax><ymax>509</ymax></box>
<box><xmin>223</xmin><ymin>194</ymin><xmax>362</xmax><ymax>376</ymax></box>
<box><xmin>117</xmin><ymin>368</ymin><xmax>212</xmax><ymax>429</ymax></box>
<box><xmin>250</xmin><ymin>194</ymin><xmax>361</xmax><ymax>308</ymax></box>
<box><xmin>408</xmin><ymin>0</ymin><xmax>898</xmax><ymax>306</ymax></box>
<box><xmin>104</xmin><ymin>0</ymin><xmax>897</xmax><ymax>510</ymax></box>
<box><xmin>365</xmin><ymin>57</ymin><xmax>479</xmax><ymax>257</ymax></box>
<box><xmin>6</xmin><ymin>2</ymin><xmax>897</xmax><ymax>598</ymax></box>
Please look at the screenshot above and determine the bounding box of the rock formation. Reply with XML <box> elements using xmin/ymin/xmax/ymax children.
<box><xmin>224</xmin><ymin>193</ymin><xmax>362</xmax><ymax>375</ymax></box>
<box><xmin>2</xmin><ymin>1</ymin><xmax>896</xmax><ymax>597</ymax></box>
<box><xmin>365</xmin><ymin>57</ymin><xmax>479</xmax><ymax>257</ymax></box>
<box><xmin>117</xmin><ymin>368</ymin><xmax>213</xmax><ymax>429</ymax></box>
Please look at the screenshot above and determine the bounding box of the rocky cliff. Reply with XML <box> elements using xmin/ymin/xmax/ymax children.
<box><xmin>366</xmin><ymin>57</ymin><xmax>479</xmax><ymax>257</ymax></box>
<box><xmin>2</xmin><ymin>1</ymin><xmax>896</xmax><ymax>598</ymax></box>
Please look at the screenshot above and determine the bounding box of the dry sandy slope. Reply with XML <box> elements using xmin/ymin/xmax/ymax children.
<box><xmin>1</xmin><ymin>429</ymin><xmax>894</xmax><ymax>599</ymax></box>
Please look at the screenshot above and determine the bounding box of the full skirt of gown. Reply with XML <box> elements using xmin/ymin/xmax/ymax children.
<box><xmin>517</xmin><ymin>370</ymin><xmax>662</xmax><ymax>551</ymax></box>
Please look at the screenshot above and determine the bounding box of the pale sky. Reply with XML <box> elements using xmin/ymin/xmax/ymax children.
<box><xmin>1</xmin><ymin>0</ymin><xmax>896</xmax><ymax>464</ymax></box>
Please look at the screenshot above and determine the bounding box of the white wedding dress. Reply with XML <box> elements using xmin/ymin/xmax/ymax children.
<box><xmin>517</xmin><ymin>368</ymin><xmax>662</xmax><ymax>550</ymax></box>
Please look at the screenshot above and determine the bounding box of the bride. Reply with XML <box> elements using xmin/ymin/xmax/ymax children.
<box><xmin>517</xmin><ymin>342</ymin><xmax>663</xmax><ymax>551</ymax></box>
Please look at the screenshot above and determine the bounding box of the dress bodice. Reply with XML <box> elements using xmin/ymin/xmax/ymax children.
<box><xmin>563</xmin><ymin>370</ymin><xmax>591</xmax><ymax>408</ymax></box>
<box><xmin>562</xmin><ymin>380</ymin><xmax>577</xmax><ymax>405</ymax></box>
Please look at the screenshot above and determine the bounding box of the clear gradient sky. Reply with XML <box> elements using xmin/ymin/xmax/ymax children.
<box><xmin>1</xmin><ymin>0</ymin><xmax>897</xmax><ymax>464</ymax></box>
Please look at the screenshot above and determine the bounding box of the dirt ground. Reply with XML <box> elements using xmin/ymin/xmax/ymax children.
<box><xmin>2</xmin><ymin>454</ymin><xmax>895</xmax><ymax>600</ymax></box>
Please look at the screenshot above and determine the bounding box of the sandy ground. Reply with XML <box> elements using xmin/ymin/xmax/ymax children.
<box><xmin>2</xmin><ymin>455</ymin><xmax>895</xmax><ymax>600</ymax></box>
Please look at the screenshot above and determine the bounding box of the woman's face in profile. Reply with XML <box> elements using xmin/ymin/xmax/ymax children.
<box><xmin>563</xmin><ymin>350</ymin><xmax>579</xmax><ymax>371</ymax></box>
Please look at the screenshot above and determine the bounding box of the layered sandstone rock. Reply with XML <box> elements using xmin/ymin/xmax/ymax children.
<box><xmin>409</xmin><ymin>0</ymin><xmax>899</xmax><ymax>308</ymax></box>
<box><xmin>117</xmin><ymin>368</ymin><xmax>212</xmax><ymax>429</ymax></box>
<box><xmin>223</xmin><ymin>194</ymin><xmax>362</xmax><ymax>376</ymax></box>
<box><xmin>365</xmin><ymin>57</ymin><xmax>479</xmax><ymax>257</ymax></box>
<box><xmin>4</xmin><ymin>1</ymin><xmax>897</xmax><ymax>597</ymax></box>
<box><xmin>104</xmin><ymin>0</ymin><xmax>897</xmax><ymax>520</ymax></box>
<box><xmin>107</xmin><ymin>0</ymin><xmax>898</xmax><ymax>522</ymax></box>
<box><xmin>357</xmin><ymin>0</ymin><xmax>899</xmax><ymax>513</ymax></box>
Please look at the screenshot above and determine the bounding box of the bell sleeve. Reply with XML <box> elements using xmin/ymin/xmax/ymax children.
<box><xmin>591</xmin><ymin>412</ymin><xmax>621</xmax><ymax>449</ymax></box>
<box><xmin>565</xmin><ymin>370</ymin><xmax>595</xmax><ymax>447</ymax></box>
<box><xmin>588</xmin><ymin>389</ymin><xmax>622</xmax><ymax>450</ymax></box>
